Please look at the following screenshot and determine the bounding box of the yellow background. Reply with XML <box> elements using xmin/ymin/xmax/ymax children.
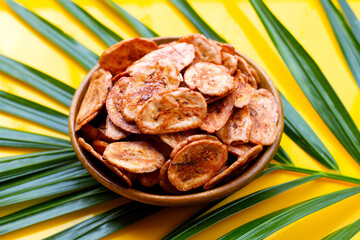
<box><xmin>0</xmin><ymin>0</ymin><xmax>360</xmax><ymax>239</ymax></box>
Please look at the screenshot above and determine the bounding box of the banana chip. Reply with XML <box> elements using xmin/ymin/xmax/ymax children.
<box><xmin>121</xmin><ymin>62</ymin><xmax>182</xmax><ymax>121</ymax></box>
<box><xmin>81</xmin><ymin>124</ymin><xmax>112</xmax><ymax>143</ymax></box>
<box><xmin>159</xmin><ymin>129</ymin><xmax>198</xmax><ymax>148</ymax></box>
<box><xmin>137</xmin><ymin>169</ymin><xmax>160</xmax><ymax>187</ymax></box>
<box><xmin>184</xmin><ymin>62</ymin><xmax>235</xmax><ymax>96</ymax></box>
<box><xmin>136</xmin><ymin>88</ymin><xmax>207</xmax><ymax>134</ymax></box>
<box><xmin>92</xmin><ymin>140</ymin><xmax>109</xmax><ymax>155</ymax></box>
<box><xmin>233</xmin><ymin>77</ymin><xmax>256</xmax><ymax>108</ymax></box>
<box><xmin>200</xmin><ymin>94</ymin><xmax>234</xmax><ymax>133</ymax></box>
<box><xmin>103</xmin><ymin>141</ymin><xmax>165</xmax><ymax>173</ymax></box>
<box><xmin>106</xmin><ymin>77</ymin><xmax>141</xmax><ymax>134</ymax></box>
<box><xmin>249</xmin><ymin>89</ymin><xmax>279</xmax><ymax>145</ymax></box>
<box><xmin>228</xmin><ymin>143</ymin><xmax>255</xmax><ymax>157</ymax></box>
<box><xmin>168</xmin><ymin>139</ymin><xmax>228</xmax><ymax>191</ymax></box>
<box><xmin>222</xmin><ymin>52</ymin><xmax>237</xmax><ymax>75</ymax></box>
<box><xmin>203</xmin><ymin>144</ymin><xmax>263</xmax><ymax>190</ymax></box>
<box><xmin>216</xmin><ymin>106</ymin><xmax>253</xmax><ymax>145</ymax></box>
<box><xmin>236</xmin><ymin>56</ymin><xmax>260</xmax><ymax>89</ymax></box>
<box><xmin>159</xmin><ymin>160</ymin><xmax>182</xmax><ymax>194</ymax></box>
<box><xmin>105</xmin><ymin>116</ymin><xmax>130</xmax><ymax>141</ymax></box>
<box><xmin>99</xmin><ymin>38</ymin><xmax>158</xmax><ymax>74</ymax></box>
<box><xmin>75</xmin><ymin>69</ymin><xmax>112</xmax><ymax>131</ymax></box>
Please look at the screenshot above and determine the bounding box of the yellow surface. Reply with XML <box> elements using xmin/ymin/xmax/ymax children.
<box><xmin>0</xmin><ymin>0</ymin><xmax>359</xmax><ymax>239</ymax></box>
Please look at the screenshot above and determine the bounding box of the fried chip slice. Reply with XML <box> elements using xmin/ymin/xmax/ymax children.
<box><xmin>159</xmin><ymin>160</ymin><xmax>183</xmax><ymax>194</ymax></box>
<box><xmin>127</xmin><ymin>42</ymin><xmax>195</xmax><ymax>74</ymax></box>
<box><xmin>203</xmin><ymin>144</ymin><xmax>263</xmax><ymax>190</ymax></box>
<box><xmin>168</xmin><ymin>139</ymin><xmax>228</xmax><ymax>191</ymax></box>
<box><xmin>248</xmin><ymin>89</ymin><xmax>279</xmax><ymax>145</ymax></box>
<box><xmin>169</xmin><ymin>134</ymin><xmax>220</xmax><ymax>159</ymax></box>
<box><xmin>184</xmin><ymin>62</ymin><xmax>235</xmax><ymax>96</ymax></box>
<box><xmin>99</xmin><ymin>38</ymin><xmax>158</xmax><ymax>74</ymax></box>
<box><xmin>228</xmin><ymin>143</ymin><xmax>256</xmax><ymax>157</ymax></box>
<box><xmin>103</xmin><ymin>141</ymin><xmax>165</xmax><ymax>173</ymax></box>
<box><xmin>137</xmin><ymin>169</ymin><xmax>160</xmax><ymax>187</ymax></box>
<box><xmin>105</xmin><ymin>116</ymin><xmax>130</xmax><ymax>140</ymax></box>
<box><xmin>236</xmin><ymin>56</ymin><xmax>260</xmax><ymax>89</ymax></box>
<box><xmin>159</xmin><ymin>129</ymin><xmax>198</xmax><ymax>148</ymax></box>
<box><xmin>92</xmin><ymin>140</ymin><xmax>109</xmax><ymax>155</ymax></box>
<box><xmin>222</xmin><ymin>52</ymin><xmax>237</xmax><ymax>75</ymax></box>
<box><xmin>179</xmin><ymin>34</ymin><xmax>222</xmax><ymax>64</ymax></box>
<box><xmin>106</xmin><ymin>77</ymin><xmax>141</xmax><ymax>134</ymax></box>
<box><xmin>78</xmin><ymin>137</ymin><xmax>132</xmax><ymax>187</ymax></box>
<box><xmin>75</xmin><ymin>69</ymin><xmax>112</xmax><ymax>131</ymax></box>
<box><xmin>200</xmin><ymin>94</ymin><xmax>234</xmax><ymax>133</ymax></box>
<box><xmin>121</xmin><ymin>62</ymin><xmax>182</xmax><ymax>121</ymax></box>
<box><xmin>216</xmin><ymin>106</ymin><xmax>253</xmax><ymax>145</ymax></box>
<box><xmin>81</xmin><ymin>124</ymin><xmax>112</xmax><ymax>143</ymax></box>
<box><xmin>136</xmin><ymin>88</ymin><xmax>207</xmax><ymax>134</ymax></box>
<box><xmin>233</xmin><ymin>76</ymin><xmax>256</xmax><ymax>108</ymax></box>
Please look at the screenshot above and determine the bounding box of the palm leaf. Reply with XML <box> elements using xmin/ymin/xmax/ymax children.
<box><xmin>0</xmin><ymin>91</ymin><xmax>68</xmax><ymax>134</ymax></box>
<box><xmin>250</xmin><ymin>0</ymin><xmax>360</xmax><ymax>165</ymax></box>
<box><xmin>105</xmin><ymin>0</ymin><xmax>159</xmax><ymax>38</ymax></box>
<box><xmin>338</xmin><ymin>0</ymin><xmax>360</xmax><ymax>45</ymax></box>
<box><xmin>273</xmin><ymin>146</ymin><xmax>293</xmax><ymax>165</ymax></box>
<box><xmin>57</xmin><ymin>0</ymin><xmax>122</xmax><ymax>46</ymax></box>
<box><xmin>320</xmin><ymin>0</ymin><xmax>360</xmax><ymax>88</ymax></box>
<box><xmin>0</xmin><ymin>55</ymin><xmax>75</xmax><ymax>107</ymax></box>
<box><xmin>46</xmin><ymin>201</ymin><xmax>162</xmax><ymax>240</ymax></box>
<box><xmin>219</xmin><ymin>185</ymin><xmax>360</xmax><ymax>239</ymax></box>
<box><xmin>0</xmin><ymin>186</ymin><xmax>117</xmax><ymax>235</ymax></box>
<box><xmin>162</xmin><ymin>174</ymin><xmax>321</xmax><ymax>239</ymax></box>
<box><xmin>322</xmin><ymin>217</ymin><xmax>360</xmax><ymax>240</ymax></box>
<box><xmin>5</xmin><ymin>0</ymin><xmax>99</xmax><ymax>70</ymax></box>
<box><xmin>0</xmin><ymin>148</ymin><xmax>75</xmax><ymax>182</ymax></box>
<box><xmin>169</xmin><ymin>0</ymin><xmax>337</xmax><ymax>171</ymax></box>
<box><xmin>0</xmin><ymin>127</ymin><xmax>71</xmax><ymax>148</ymax></box>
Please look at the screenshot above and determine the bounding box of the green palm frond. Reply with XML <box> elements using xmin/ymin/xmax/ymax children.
<box><xmin>273</xmin><ymin>145</ymin><xmax>293</xmax><ymax>165</ymax></box>
<box><xmin>338</xmin><ymin>0</ymin><xmax>360</xmax><ymax>45</ymax></box>
<box><xmin>322</xmin><ymin>217</ymin><xmax>360</xmax><ymax>240</ymax></box>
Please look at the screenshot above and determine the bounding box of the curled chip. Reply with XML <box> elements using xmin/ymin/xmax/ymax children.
<box><xmin>105</xmin><ymin>116</ymin><xmax>130</xmax><ymax>141</ymax></box>
<box><xmin>81</xmin><ymin>124</ymin><xmax>111</xmax><ymax>143</ymax></box>
<box><xmin>184</xmin><ymin>62</ymin><xmax>235</xmax><ymax>96</ymax></box>
<box><xmin>135</xmin><ymin>88</ymin><xmax>207</xmax><ymax>134</ymax></box>
<box><xmin>121</xmin><ymin>62</ymin><xmax>182</xmax><ymax>121</ymax></box>
<box><xmin>159</xmin><ymin>129</ymin><xmax>198</xmax><ymax>148</ymax></box>
<box><xmin>78</xmin><ymin>138</ymin><xmax>132</xmax><ymax>187</ymax></box>
<box><xmin>233</xmin><ymin>77</ymin><xmax>256</xmax><ymax>108</ymax></box>
<box><xmin>159</xmin><ymin>160</ymin><xmax>182</xmax><ymax>194</ymax></box>
<box><xmin>106</xmin><ymin>77</ymin><xmax>141</xmax><ymax>134</ymax></box>
<box><xmin>203</xmin><ymin>144</ymin><xmax>263</xmax><ymax>190</ymax></box>
<box><xmin>75</xmin><ymin>69</ymin><xmax>112</xmax><ymax>131</ymax></box>
<box><xmin>236</xmin><ymin>56</ymin><xmax>260</xmax><ymax>89</ymax></box>
<box><xmin>168</xmin><ymin>139</ymin><xmax>228</xmax><ymax>191</ymax></box>
<box><xmin>137</xmin><ymin>169</ymin><xmax>160</xmax><ymax>187</ymax></box>
<box><xmin>99</xmin><ymin>38</ymin><xmax>158</xmax><ymax>74</ymax></box>
<box><xmin>228</xmin><ymin>143</ymin><xmax>256</xmax><ymax>157</ymax></box>
<box><xmin>248</xmin><ymin>89</ymin><xmax>279</xmax><ymax>145</ymax></box>
<box><xmin>200</xmin><ymin>94</ymin><xmax>234</xmax><ymax>133</ymax></box>
<box><xmin>92</xmin><ymin>140</ymin><xmax>109</xmax><ymax>155</ymax></box>
<box><xmin>179</xmin><ymin>33</ymin><xmax>222</xmax><ymax>64</ymax></box>
<box><xmin>216</xmin><ymin>106</ymin><xmax>253</xmax><ymax>145</ymax></box>
<box><xmin>222</xmin><ymin>52</ymin><xmax>237</xmax><ymax>75</ymax></box>
<box><xmin>127</xmin><ymin>43</ymin><xmax>195</xmax><ymax>74</ymax></box>
<box><xmin>103</xmin><ymin>141</ymin><xmax>165</xmax><ymax>173</ymax></box>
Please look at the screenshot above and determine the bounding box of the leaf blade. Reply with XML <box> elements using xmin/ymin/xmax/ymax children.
<box><xmin>322</xmin><ymin>217</ymin><xmax>360</xmax><ymax>240</ymax></box>
<box><xmin>338</xmin><ymin>0</ymin><xmax>360</xmax><ymax>46</ymax></box>
<box><xmin>273</xmin><ymin>146</ymin><xmax>293</xmax><ymax>165</ymax></box>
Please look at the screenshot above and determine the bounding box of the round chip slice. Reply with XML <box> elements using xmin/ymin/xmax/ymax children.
<box><xmin>248</xmin><ymin>89</ymin><xmax>279</xmax><ymax>145</ymax></box>
<box><xmin>159</xmin><ymin>129</ymin><xmax>198</xmax><ymax>148</ymax></box>
<box><xmin>233</xmin><ymin>77</ymin><xmax>256</xmax><ymax>108</ymax></box>
<box><xmin>137</xmin><ymin>169</ymin><xmax>160</xmax><ymax>187</ymax></box>
<box><xmin>105</xmin><ymin>116</ymin><xmax>130</xmax><ymax>141</ymax></box>
<box><xmin>168</xmin><ymin>139</ymin><xmax>228</xmax><ymax>191</ymax></box>
<box><xmin>99</xmin><ymin>38</ymin><xmax>158</xmax><ymax>74</ymax></box>
<box><xmin>184</xmin><ymin>62</ymin><xmax>235</xmax><ymax>96</ymax></box>
<box><xmin>200</xmin><ymin>94</ymin><xmax>234</xmax><ymax>133</ymax></box>
<box><xmin>121</xmin><ymin>62</ymin><xmax>182</xmax><ymax>121</ymax></box>
<box><xmin>236</xmin><ymin>56</ymin><xmax>260</xmax><ymax>89</ymax></box>
<box><xmin>222</xmin><ymin>52</ymin><xmax>237</xmax><ymax>75</ymax></box>
<box><xmin>216</xmin><ymin>106</ymin><xmax>253</xmax><ymax>145</ymax></box>
<box><xmin>136</xmin><ymin>88</ymin><xmax>207</xmax><ymax>134</ymax></box>
<box><xmin>106</xmin><ymin>77</ymin><xmax>141</xmax><ymax>134</ymax></box>
<box><xmin>228</xmin><ymin>143</ymin><xmax>256</xmax><ymax>157</ymax></box>
<box><xmin>203</xmin><ymin>144</ymin><xmax>263</xmax><ymax>190</ymax></box>
<box><xmin>75</xmin><ymin>69</ymin><xmax>112</xmax><ymax>131</ymax></box>
<box><xmin>179</xmin><ymin>34</ymin><xmax>222</xmax><ymax>64</ymax></box>
<box><xmin>159</xmin><ymin>160</ymin><xmax>182</xmax><ymax>194</ymax></box>
<box><xmin>103</xmin><ymin>141</ymin><xmax>165</xmax><ymax>173</ymax></box>
<box><xmin>92</xmin><ymin>140</ymin><xmax>109</xmax><ymax>155</ymax></box>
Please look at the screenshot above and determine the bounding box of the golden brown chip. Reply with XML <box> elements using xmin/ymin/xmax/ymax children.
<box><xmin>159</xmin><ymin>129</ymin><xmax>198</xmax><ymax>148</ymax></box>
<box><xmin>159</xmin><ymin>160</ymin><xmax>183</xmax><ymax>194</ymax></box>
<box><xmin>203</xmin><ymin>144</ymin><xmax>263</xmax><ymax>190</ymax></box>
<box><xmin>135</xmin><ymin>88</ymin><xmax>207</xmax><ymax>134</ymax></box>
<box><xmin>137</xmin><ymin>169</ymin><xmax>160</xmax><ymax>187</ymax></box>
<box><xmin>127</xmin><ymin>42</ymin><xmax>195</xmax><ymax>73</ymax></box>
<box><xmin>179</xmin><ymin>34</ymin><xmax>222</xmax><ymax>64</ymax></box>
<box><xmin>103</xmin><ymin>141</ymin><xmax>165</xmax><ymax>173</ymax></box>
<box><xmin>121</xmin><ymin>62</ymin><xmax>182</xmax><ymax>121</ymax></box>
<box><xmin>75</xmin><ymin>69</ymin><xmax>112</xmax><ymax>131</ymax></box>
<box><xmin>168</xmin><ymin>139</ymin><xmax>228</xmax><ymax>191</ymax></box>
<box><xmin>216</xmin><ymin>106</ymin><xmax>253</xmax><ymax>145</ymax></box>
<box><xmin>200</xmin><ymin>94</ymin><xmax>234</xmax><ymax>133</ymax></box>
<box><xmin>220</xmin><ymin>43</ymin><xmax>236</xmax><ymax>55</ymax></box>
<box><xmin>81</xmin><ymin>124</ymin><xmax>112</xmax><ymax>143</ymax></box>
<box><xmin>99</xmin><ymin>38</ymin><xmax>158</xmax><ymax>74</ymax></box>
<box><xmin>78</xmin><ymin>137</ymin><xmax>132</xmax><ymax>187</ymax></box>
<box><xmin>222</xmin><ymin>52</ymin><xmax>237</xmax><ymax>75</ymax></box>
<box><xmin>106</xmin><ymin>77</ymin><xmax>141</xmax><ymax>134</ymax></box>
<box><xmin>132</xmin><ymin>134</ymin><xmax>172</xmax><ymax>159</ymax></box>
<box><xmin>228</xmin><ymin>143</ymin><xmax>255</xmax><ymax>157</ymax></box>
<box><xmin>233</xmin><ymin>77</ymin><xmax>256</xmax><ymax>108</ymax></box>
<box><xmin>248</xmin><ymin>89</ymin><xmax>279</xmax><ymax>145</ymax></box>
<box><xmin>184</xmin><ymin>62</ymin><xmax>236</xmax><ymax>96</ymax></box>
<box><xmin>236</xmin><ymin>56</ymin><xmax>260</xmax><ymax>89</ymax></box>
<box><xmin>112</xmin><ymin>71</ymin><xmax>129</xmax><ymax>82</ymax></box>
<box><xmin>92</xmin><ymin>140</ymin><xmax>109</xmax><ymax>155</ymax></box>
<box><xmin>105</xmin><ymin>116</ymin><xmax>130</xmax><ymax>140</ymax></box>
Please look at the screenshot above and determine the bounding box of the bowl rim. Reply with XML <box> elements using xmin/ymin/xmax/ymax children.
<box><xmin>69</xmin><ymin>36</ymin><xmax>284</xmax><ymax>207</ymax></box>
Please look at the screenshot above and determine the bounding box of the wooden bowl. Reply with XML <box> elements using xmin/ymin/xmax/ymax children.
<box><xmin>69</xmin><ymin>36</ymin><xmax>284</xmax><ymax>207</ymax></box>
